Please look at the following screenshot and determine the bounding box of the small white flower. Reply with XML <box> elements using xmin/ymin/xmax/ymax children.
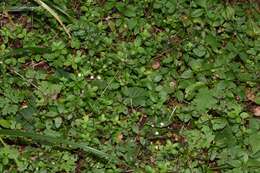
<box><xmin>78</xmin><ymin>73</ymin><xmax>82</xmax><ymax>77</ymax></box>
<box><xmin>169</xmin><ymin>81</ymin><xmax>176</xmax><ymax>88</ymax></box>
<box><xmin>155</xmin><ymin>131</ymin><xmax>159</xmax><ymax>135</ymax></box>
<box><xmin>21</xmin><ymin>104</ymin><xmax>28</xmax><ymax>109</ymax></box>
<box><xmin>90</xmin><ymin>75</ymin><xmax>94</xmax><ymax>79</ymax></box>
<box><xmin>151</xmin><ymin>124</ymin><xmax>154</xmax><ymax>127</ymax></box>
<box><xmin>160</xmin><ymin>122</ymin><xmax>165</xmax><ymax>127</ymax></box>
<box><xmin>97</xmin><ymin>75</ymin><xmax>101</xmax><ymax>80</ymax></box>
<box><xmin>155</xmin><ymin>145</ymin><xmax>159</xmax><ymax>150</ymax></box>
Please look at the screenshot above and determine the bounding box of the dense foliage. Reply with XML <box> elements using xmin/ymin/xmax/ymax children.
<box><xmin>0</xmin><ymin>0</ymin><xmax>259</xmax><ymax>172</ymax></box>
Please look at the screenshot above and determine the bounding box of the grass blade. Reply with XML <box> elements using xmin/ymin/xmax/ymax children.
<box><xmin>2</xmin><ymin>5</ymin><xmax>73</xmax><ymax>21</ymax></box>
<box><xmin>44</xmin><ymin>1</ymin><xmax>74</xmax><ymax>21</ymax></box>
<box><xmin>2</xmin><ymin>6</ymin><xmax>40</xmax><ymax>12</ymax></box>
<box><xmin>0</xmin><ymin>129</ymin><xmax>111</xmax><ymax>161</ymax></box>
<box><xmin>32</xmin><ymin>0</ymin><xmax>71</xmax><ymax>38</ymax></box>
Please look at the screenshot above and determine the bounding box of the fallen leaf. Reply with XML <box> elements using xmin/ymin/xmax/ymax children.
<box><xmin>246</xmin><ymin>89</ymin><xmax>256</xmax><ymax>102</ymax></box>
<box><xmin>252</xmin><ymin>106</ymin><xmax>260</xmax><ymax>117</ymax></box>
<box><xmin>20</xmin><ymin>100</ymin><xmax>28</xmax><ymax>109</ymax></box>
<box><xmin>152</xmin><ymin>61</ymin><xmax>160</xmax><ymax>70</ymax></box>
<box><xmin>116</xmin><ymin>133</ymin><xmax>123</xmax><ymax>143</ymax></box>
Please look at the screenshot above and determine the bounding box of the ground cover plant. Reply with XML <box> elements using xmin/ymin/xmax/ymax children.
<box><xmin>0</xmin><ymin>0</ymin><xmax>260</xmax><ymax>172</ymax></box>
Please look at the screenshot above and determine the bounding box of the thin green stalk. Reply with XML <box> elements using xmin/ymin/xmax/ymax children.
<box><xmin>3</xmin><ymin>6</ymin><xmax>40</xmax><ymax>12</ymax></box>
<box><xmin>33</xmin><ymin>0</ymin><xmax>71</xmax><ymax>38</ymax></box>
<box><xmin>0</xmin><ymin>137</ymin><xmax>7</xmax><ymax>147</ymax></box>
<box><xmin>0</xmin><ymin>129</ymin><xmax>112</xmax><ymax>161</ymax></box>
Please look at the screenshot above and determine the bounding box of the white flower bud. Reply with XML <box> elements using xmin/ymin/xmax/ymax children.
<box><xmin>160</xmin><ymin>122</ymin><xmax>165</xmax><ymax>127</ymax></box>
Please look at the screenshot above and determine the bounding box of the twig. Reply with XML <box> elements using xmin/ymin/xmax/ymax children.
<box><xmin>169</xmin><ymin>106</ymin><xmax>177</xmax><ymax>122</ymax></box>
<box><xmin>0</xmin><ymin>137</ymin><xmax>7</xmax><ymax>147</ymax></box>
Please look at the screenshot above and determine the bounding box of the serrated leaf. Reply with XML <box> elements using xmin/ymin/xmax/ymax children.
<box><xmin>122</xmin><ymin>87</ymin><xmax>146</xmax><ymax>98</ymax></box>
<box><xmin>192</xmin><ymin>88</ymin><xmax>218</xmax><ymax>111</ymax></box>
<box><xmin>2</xmin><ymin>104</ymin><xmax>19</xmax><ymax>115</ymax></box>
<box><xmin>248</xmin><ymin>132</ymin><xmax>260</xmax><ymax>154</ymax></box>
<box><xmin>193</xmin><ymin>46</ymin><xmax>206</xmax><ymax>57</ymax></box>
<box><xmin>211</xmin><ymin>118</ymin><xmax>227</xmax><ymax>130</ymax></box>
<box><xmin>185</xmin><ymin>82</ymin><xmax>205</xmax><ymax>99</ymax></box>
<box><xmin>122</xmin><ymin>87</ymin><xmax>147</xmax><ymax>106</ymax></box>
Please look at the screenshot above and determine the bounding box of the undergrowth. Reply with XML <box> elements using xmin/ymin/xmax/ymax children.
<box><xmin>0</xmin><ymin>0</ymin><xmax>260</xmax><ymax>172</ymax></box>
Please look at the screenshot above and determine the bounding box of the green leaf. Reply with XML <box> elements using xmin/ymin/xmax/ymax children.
<box><xmin>205</xmin><ymin>33</ymin><xmax>220</xmax><ymax>49</ymax></box>
<box><xmin>0</xmin><ymin>119</ymin><xmax>11</xmax><ymax>128</ymax></box>
<box><xmin>215</xmin><ymin>126</ymin><xmax>236</xmax><ymax>147</ymax></box>
<box><xmin>127</xmin><ymin>19</ymin><xmax>138</xmax><ymax>30</ymax></box>
<box><xmin>37</xmin><ymin>81</ymin><xmax>62</xmax><ymax>97</ymax></box>
<box><xmin>71</xmin><ymin>38</ymin><xmax>81</xmax><ymax>49</ymax></box>
<box><xmin>248</xmin><ymin>132</ymin><xmax>260</xmax><ymax>154</ymax></box>
<box><xmin>191</xmin><ymin>9</ymin><xmax>204</xmax><ymax>18</ymax></box>
<box><xmin>2</xmin><ymin>104</ymin><xmax>19</xmax><ymax>115</ymax></box>
<box><xmin>122</xmin><ymin>87</ymin><xmax>146</xmax><ymax>98</ymax></box>
<box><xmin>255</xmin><ymin>93</ymin><xmax>260</xmax><ymax>104</ymax></box>
<box><xmin>193</xmin><ymin>46</ymin><xmax>206</xmax><ymax>57</ymax></box>
<box><xmin>249</xmin><ymin>118</ymin><xmax>260</xmax><ymax>131</ymax></box>
<box><xmin>122</xmin><ymin>87</ymin><xmax>147</xmax><ymax>106</ymax></box>
<box><xmin>154</xmin><ymin>74</ymin><xmax>162</xmax><ymax>82</ymax></box>
<box><xmin>123</xmin><ymin>6</ymin><xmax>136</xmax><ymax>17</ymax></box>
<box><xmin>211</xmin><ymin>118</ymin><xmax>228</xmax><ymax>130</ymax></box>
<box><xmin>224</xmin><ymin>6</ymin><xmax>235</xmax><ymax>20</ymax></box>
<box><xmin>185</xmin><ymin>82</ymin><xmax>205</xmax><ymax>99</ymax></box>
<box><xmin>54</xmin><ymin>117</ymin><xmax>62</xmax><ymax>128</ymax></box>
<box><xmin>192</xmin><ymin>88</ymin><xmax>218</xmax><ymax>111</ymax></box>
<box><xmin>180</xmin><ymin>69</ymin><xmax>193</xmax><ymax>79</ymax></box>
<box><xmin>195</xmin><ymin>0</ymin><xmax>207</xmax><ymax>8</ymax></box>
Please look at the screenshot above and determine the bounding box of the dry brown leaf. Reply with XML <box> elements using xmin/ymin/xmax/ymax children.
<box><xmin>246</xmin><ymin>89</ymin><xmax>256</xmax><ymax>102</ymax></box>
<box><xmin>152</xmin><ymin>61</ymin><xmax>160</xmax><ymax>70</ymax></box>
<box><xmin>252</xmin><ymin>106</ymin><xmax>260</xmax><ymax>117</ymax></box>
<box><xmin>20</xmin><ymin>100</ymin><xmax>28</xmax><ymax>109</ymax></box>
<box><xmin>116</xmin><ymin>133</ymin><xmax>123</xmax><ymax>143</ymax></box>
